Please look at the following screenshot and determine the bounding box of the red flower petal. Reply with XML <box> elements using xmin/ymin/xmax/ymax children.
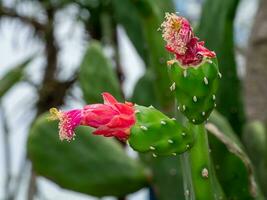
<box><xmin>102</xmin><ymin>92</ymin><xmax>118</xmax><ymax>105</ymax></box>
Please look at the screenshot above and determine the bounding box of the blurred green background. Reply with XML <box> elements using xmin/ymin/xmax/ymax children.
<box><xmin>1</xmin><ymin>0</ymin><xmax>267</xmax><ymax>199</ymax></box>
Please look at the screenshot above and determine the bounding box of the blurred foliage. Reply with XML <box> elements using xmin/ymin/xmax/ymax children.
<box><xmin>243</xmin><ymin>121</ymin><xmax>267</xmax><ymax>197</ymax></box>
<box><xmin>0</xmin><ymin>57</ymin><xmax>32</xmax><ymax>99</ymax></box>
<box><xmin>141</xmin><ymin>155</ymin><xmax>184</xmax><ymax>200</ymax></box>
<box><xmin>209</xmin><ymin>111</ymin><xmax>263</xmax><ymax>199</ymax></box>
<box><xmin>198</xmin><ymin>0</ymin><xmax>245</xmax><ymax>135</ymax></box>
<box><xmin>112</xmin><ymin>0</ymin><xmax>147</xmax><ymax>61</ymax></box>
<box><xmin>28</xmin><ymin>113</ymin><xmax>148</xmax><ymax>197</ymax></box>
<box><xmin>132</xmin><ymin>71</ymin><xmax>159</xmax><ymax>108</ymax></box>
<box><xmin>79</xmin><ymin>41</ymin><xmax>123</xmax><ymax>103</ymax></box>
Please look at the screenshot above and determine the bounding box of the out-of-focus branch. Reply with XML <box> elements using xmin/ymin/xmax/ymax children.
<box><xmin>8</xmin><ymin>158</ymin><xmax>28</xmax><ymax>200</ymax></box>
<box><xmin>0</xmin><ymin>3</ymin><xmax>78</xmax><ymax>200</ymax></box>
<box><xmin>29</xmin><ymin>7</ymin><xmax>76</xmax><ymax>200</ymax></box>
<box><xmin>0</xmin><ymin>104</ymin><xmax>12</xmax><ymax>200</ymax></box>
<box><xmin>235</xmin><ymin>46</ymin><xmax>247</xmax><ymax>57</ymax></box>
<box><xmin>245</xmin><ymin>0</ymin><xmax>267</xmax><ymax>121</ymax></box>
<box><xmin>0</xmin><ymin>6</ymin><xmax>46</xmax><ymax>32</ymax></box>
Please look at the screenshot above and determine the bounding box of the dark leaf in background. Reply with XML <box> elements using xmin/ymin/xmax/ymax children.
<box><xmin>141</xmin><ymin>154</ymin><xmax>184</xmax><ymax>200</ymax></box>
<box><xmin>27</xmin><ymin>113</ymin><xmax>149</xmax><ymax>197</ymax></box>
<box><xmin>132</xmin><ymin>71</ymin><xmax>159</xmax><ymax>108</ymax></box>
<box><xmin>131</xmin><ymin>0</ymin><xmax>174</xmax><ymax>111</ymax></box>
<box><xmin>242</xmin><ymin>121</ymin><xmax>267</xmax><ymax>197</ymax></box>
<box><xmin>198</xmin><ymin>0</ymin><xmax>245</xmax><ymax>135</ymax></box>
<box><xmin>0</xmin><ymin>57</ymin><xmax>32</xmax><ymax>99</ymax></box>
<box><xmin>208</xmin><ymin>111</ymin><xmax>263</xmax><ymax>199</ymax></box>
<box><xmin>112</xmin><ymin>0</ymin><xmax>147</xmax><ymax>63</ymax></box>
<box><xmin>79</xmin><ymin>41</ymin><xmax>123</xmax><ymax>103</ymax></box>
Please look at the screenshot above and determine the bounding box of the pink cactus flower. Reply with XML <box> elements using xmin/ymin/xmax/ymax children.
<box><xmin>161</xmin><ymin>13</ymin><xmax>216</xmax><ymax>66</ymax></box>
<box><xmin>161</xmin><ymin>13</ymin><xmax>193</xmax><ymax>55</ymax></box>
<box><xmin>49</xmin><ymin>93</ymin><xmax>136</xmax><ymax>141</ymax></box>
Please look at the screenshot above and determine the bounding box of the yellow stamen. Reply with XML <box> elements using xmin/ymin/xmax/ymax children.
<box><xmin>48</xmin><ymin>108</ymin><xmax>61</xmax><ymax>121</ymax></box>
<box><xmin>171</xmin><ymin>18</ymin><xmax>182</xmax><ymax>31</ymax></box>
<box><xmin>167</xmin><ymin>59</ymin><xmax>177</xmax><ymax>66</ymax></box>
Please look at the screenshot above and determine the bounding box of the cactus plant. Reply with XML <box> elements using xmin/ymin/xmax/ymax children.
<box><xmin>49</xmin><ymin>93</ymin><xmax>195</xmax><ymax>157</ymax></box>
<box><xmin>160</xmin><ymin>13</ymin><xmax>223</xmax><ymax>200</ymax></box>
<box><xmin>30</xmin><ymin>5</ymin><xmax>266</xmax><ymax>199</ymax></box>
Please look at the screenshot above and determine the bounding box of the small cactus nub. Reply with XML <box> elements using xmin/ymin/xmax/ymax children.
<box><xmin>212</xmin><ymin>94</ymin><xmax>216</xmax><ymax>100</ymax></box>
<box><xmin>170</xmin><ymin>82</ymin><xmax>176</xmax><ymax>91</ymax></box>
<box><xmin>201</xmin><ymin>168</ymin><xmax>209</xmax><ymax>178</ymax></box>
<box><xmin>207</xmin><ymin>59</ymin><xmax>213</xmax><ymax>64</ymax></box>
<box><xmin>204</xmin><ymin>77</ymin><xmax>208</xmax><ymax>85</ymax></box>
<box><xmin>185</xmin><ymin>189</ymin><xmax>190</xmax><ymax>196</ymax></box>
<box><xmin>168</xmin><ymin>139</ymin><xmax>174</xmax><ymax>144</ymax></box>
<box><xmin>160</xmin><ymin>120</ymin><xmax>166</xmax><ymax>125</ymax></box>
<box><xmin>193</xmin><ymin>96</ymin><xmax>197</xmax><ymax>102</ymax></box>
<box><xmin>183</xmin><ymin>70</ymin><xmax>187</xmax><ymax>78</ymax></box>
<box><xmin>152</xmin><ymin>153</ymin><xmax>157</xmax><ymax>158</ymax></box>
<box><xmin>140</xmin><ymin>125</ymin><xmax>148</xmax><ymax>131</ymax></box>
<box><xmin>150</xmin><ymin>146</ymin><xmax>156</xmax><ymax>150</ymax></box>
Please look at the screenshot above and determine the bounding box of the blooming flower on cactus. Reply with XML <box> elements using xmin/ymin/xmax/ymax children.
<box><xmin>161</xmin><ymin>13</ymin><xmax>216</xmax><ymax>66</ymax></box>
<box><xmin>49</xmin><ymin>92</ymin><xmax>136</xmax><ymax>141</ymax></box>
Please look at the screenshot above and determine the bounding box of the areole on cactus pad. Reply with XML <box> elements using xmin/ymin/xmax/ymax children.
<box><xmin>49</xmin><ymin>93</ymin><xmax>194</xmax><ymax>157</ymax></box>
<box><xmin>161</xmin><ymin>13</ymin><xmax>220</xmax><ymax>124</ymax></box>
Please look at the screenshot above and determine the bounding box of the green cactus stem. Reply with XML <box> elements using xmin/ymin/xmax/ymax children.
<box><xmin>129</xmin><ymin>105</ymin><xmax>195</xmax><ymax>156</ymax></box>
<box><xmin>187</xmin><ymin>122</ymin><xmax>215</xmax><ymax>200</ymax></box>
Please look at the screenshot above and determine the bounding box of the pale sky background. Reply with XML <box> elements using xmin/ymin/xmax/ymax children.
<box><xmin>0</xmin><ymin>0</ymin><xmax>258</xmax><ymax>199</ymax></box>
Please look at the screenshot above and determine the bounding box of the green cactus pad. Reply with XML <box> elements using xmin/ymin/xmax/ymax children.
<box><xmin>27</xmin><ymin>113</ymin><xmax>148</xmax><ymax>197</ymax></box>
<box><xmin>168</xmin><ymin>58</ymin><xmax>219</xmax><ymax>124</ymax></box>
<box><xmin>128</xmin><ymin>105</ymin><xmax>194</xmax><ymax>156</ymax></box>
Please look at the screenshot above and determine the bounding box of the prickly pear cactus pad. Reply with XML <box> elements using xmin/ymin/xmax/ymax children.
<box><xmin>168</xmin><ymin>58</ymin><xmax>219</xmax><ymax>124</ymax></box>
<box><xmin>161</xmin><ymin>13</ymin><xmax>220</xmax><ymax>124</ymax></box>
<box><xmin>129</xmin><ymin>105</ymin><xmax>195</xmax><ymax>156</ymax></box>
